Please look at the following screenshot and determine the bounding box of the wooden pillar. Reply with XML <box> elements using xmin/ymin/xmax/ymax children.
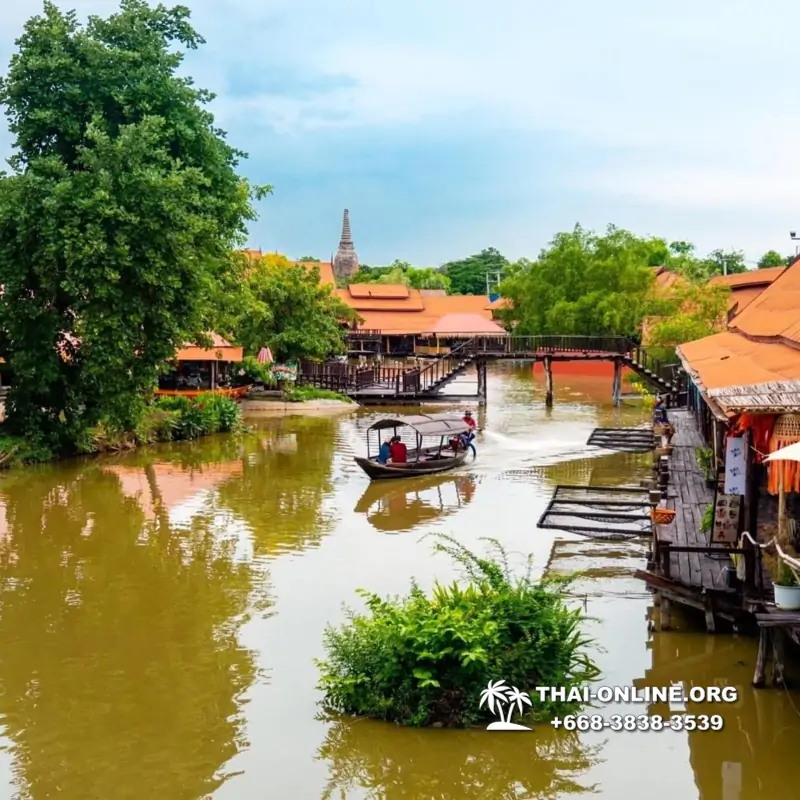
<box><xmin>660</xmin><ymin>596</ymin><xmax>672</xmax><ymax>630</ymax></box>
<box><xmin>210</xmin><ymin>359</ymin><xmax>217</xmax><ymax>390</ymax></box>
<box><xmin>612</xmin><ymin>357</ymin><xmax>622</xmax><ymax>406</ymax></box>
<box><xmin>543</xmin><ymin>356</ymin><xmax>554</xmax><ymax>408</ymax></box>
<box><xmin>704</xmin><ymin>596</ymin><xmax>716</xmax><ymax>633</ymax></box>
<box><xmin>753</xmin><ymin>627</ymin><xmax>769</xmax><ymax>687</ymax></box>
<box><xmin>476</xmin><ymin>359</ymin><xmax>487</xmax><ymax>407</ymax></box>
<box><xmin>772</xmin><ymin>628</ymin><xmax>786</xmax><ymax>688</ymax></box>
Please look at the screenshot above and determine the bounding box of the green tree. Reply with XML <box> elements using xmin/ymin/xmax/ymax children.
<box><xmin>350</xmin><ymin>260</ymin><xmax>451</xmax><ymax>291</ymax></box>
<box><xmin>757</xmin><ymin>250</ymin><xmax>790</xmax><ymax>268</ymax></box>
<box><xmin>702</xmin><ymin>248</ymin><xmax>747</xmax><ymax>277</ymax></box>
<box><xmin>497</xmin><ymin>224</ymin><xmax>664</xmax><ymax>337</ymax></box>
<box><xmin>235</xmin><ymin>256</ymin><xmax>355</xmax><ymax>362</ymax></box>
<box><xmin>646</xmin><ymin>283</ymin><xmax>730</xmax><ymax>359</ymax></box>
<box><xmin>441</xmin><ymin>247</ymin><xmax>509</xmax><ymax>295</ymax></box>
<box><xmin>0</xmin><ymin>0</ymin><xmax>266</xmax><ymax>449</ymax></box>
<box><xmin>296</xmin><ymin>256</ymin><xmax>320</xmax><ymax>262</ymax></box>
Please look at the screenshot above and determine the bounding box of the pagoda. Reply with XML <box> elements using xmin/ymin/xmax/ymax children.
<box><xmin>332</xmin><ymin>208</ymin><xmax>359</xmax><ymax>281</ymax></box>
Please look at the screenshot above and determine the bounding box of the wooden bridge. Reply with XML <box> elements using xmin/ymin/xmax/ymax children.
<box><xmin>299</xmin><ymin>335</ymin><xmax>684</xmax><ymax>405</ymax></box>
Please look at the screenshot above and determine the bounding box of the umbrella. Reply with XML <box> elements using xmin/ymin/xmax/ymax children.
<box><xmin>764</xmin><ymin>441</ymin><xmax>800</xmax><ymax>544</ymax></box>
<box><xmin>765</xmin><ymin>441</ymin><xmax>800</xmax><ymax>463</ymax></box>
<box><xmin>256</xmin><ymin>347</ymin><xmax>273</xmax><ymax>364</ymax></box>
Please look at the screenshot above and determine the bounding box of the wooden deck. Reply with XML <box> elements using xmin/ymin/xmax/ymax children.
<box><xmin>656</xmin><ymin>410</ymin><xmax>731</xmax><ymax>593</ymax></box>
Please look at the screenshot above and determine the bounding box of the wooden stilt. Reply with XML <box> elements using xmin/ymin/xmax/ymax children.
<box><xmin>660</xmin><ymin>597</ymin><xmax>672</xmax><ymax>630</ymax></box>
<box><xmin>543</xmin><ymin>356</ymin><xmax>553</xmax><ymax>408</ymax></box>
<box><xmin>704</xmin><ymin>600</ymin><xmax>716</xmax><ymax>634</ymax></box>
<box><xmin>753</xmin><ymin>627</ymin><xmax>769</xmax><ymax>687</ymax></box>
<box><xmin>612</xmin><ymin>357</ymin><xmax>622</xmax><ymax>406</ymax></box>
<box><xmin>476</xmin><ymin>359</ymin><xmax>487</xmax><ymax>407</ymax></box>
<box><xmin>772</xmin><ymin>628</ymin><xmax>786</xmax><ymax>688</ymax></box>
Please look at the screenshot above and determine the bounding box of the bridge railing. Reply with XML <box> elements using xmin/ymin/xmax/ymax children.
<box><xmin>470</xmin><ymin>335</ymin><xmax>632</xmax><ymax>355</ymax></box>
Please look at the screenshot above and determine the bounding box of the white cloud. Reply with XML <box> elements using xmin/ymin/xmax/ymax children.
<box><xmin>3</xmin><ymin>0</ymin><xmax>800</xmax><ymax>257</ymax></box>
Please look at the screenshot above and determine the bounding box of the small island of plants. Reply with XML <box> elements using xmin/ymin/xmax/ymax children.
<box><xmin>316</xmin><ymin>534</ymin><xmax>600</xmax><ymax>728</ymax></box>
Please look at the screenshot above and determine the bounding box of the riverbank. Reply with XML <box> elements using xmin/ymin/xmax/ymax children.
<box><xmin>241</xmin><ymin>398</ymin><xmax>356</xmax><ymax>416</ymax></box>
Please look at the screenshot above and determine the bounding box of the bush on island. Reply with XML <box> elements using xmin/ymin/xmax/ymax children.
<box><xmin>316</xmin><ymin>534</ymin><xmax>600</xmax><ymax>728</ymax></box>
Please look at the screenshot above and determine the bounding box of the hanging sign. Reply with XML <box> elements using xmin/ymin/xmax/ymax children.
<box><xmin>711</xmin><ymin>493</ymin><xmax>741</xmax><ymax>544</ymax></box>
<box><xmin>724</xmin><ymin>436</ymin><xmax>747</xmax><ymax>495</ymax></box>
<box><xmin>269</xmin><ymin>362</ymin><xmax>298</xmax><ymax>382</ymax></box>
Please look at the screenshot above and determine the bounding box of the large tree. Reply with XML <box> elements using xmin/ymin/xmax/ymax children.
<box><xmin>235</xmin><ymin>255</ymin><xmax>354</xmax><ymax>362</ymax></box>
<box><xmin>0</xmin><ymin>1</ymin><xmax>265</xmax><ymax>449</ymax></box>
<box><xmin>353</xmin><ymin>259</ymin><xmax>450</xmax><ymax>291</ymax></box>
<box><xmin>498</xmin><ymin>224</ymin><xmax>664</xmax><ymax>337</ymax></box>
<box><xmin>757</xmin><ymin>250</ymin><xmax>791</xmax><ymax>268</ymax></box>
<box><xmin>440</xmin><ymin>247</ymin><xmax>509</xmax><ymax>295</ymax></box>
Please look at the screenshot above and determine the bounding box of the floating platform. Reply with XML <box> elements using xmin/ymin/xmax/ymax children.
<box><xmin>537</xmin><ymin>484</ymin><xmax>653</xmax><ymax>540</ymax></box>
<box><xmin>587</xmin><ymin>426</ymin><xmax>655</xmax><ymax>453</ymax></box>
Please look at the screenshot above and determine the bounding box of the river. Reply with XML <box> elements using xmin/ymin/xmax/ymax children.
<box><xmin>0</xmin><ymin>363</ymin><xmax>798</xmax><ymax>799</ymax></box>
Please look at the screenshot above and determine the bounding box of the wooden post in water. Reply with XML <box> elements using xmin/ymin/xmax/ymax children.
<box><xmin>476</xmin><ymin>359</ymin><xmax>487</xmax><ymax>407</ymax></box>
<box><xmin>543</xmin><ymin>356</ymin><xmax>554</xmax><ymax>408</ymax></box>
<box><xmin>660</xmin><ymin>596</ymin><xmax>672</xmax><ymax>630</ymax></box>
<box><xmin>753</xmin><ymin>627</ymin><xmax>770</xmax><ymax>687</ymax></box>
<box><xmin>611</xmin><ymin>357</ymin><xmax>622</xmax><ymax>406</ymax></box>
<box><xmin>772</xmin><ymin>628</ymin><xmax>786</xmax><ymax>688</ymax></box>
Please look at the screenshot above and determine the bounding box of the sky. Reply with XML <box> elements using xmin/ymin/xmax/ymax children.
<box><xmin>1</xmin><ymin>0</ymin><xmax>800</xmax><ymax>267</ymax></box>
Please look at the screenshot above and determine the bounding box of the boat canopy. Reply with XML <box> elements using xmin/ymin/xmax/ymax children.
<box><xmin>367</xmin><ymin>413</ymin><xmax>470</xmax><ymax>437</ymax></box>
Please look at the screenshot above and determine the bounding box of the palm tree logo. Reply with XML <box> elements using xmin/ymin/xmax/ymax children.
<box><xmin>479</xmin><ymin>679</ymin><xmax>533</xmax><ymax>731</ymax></box>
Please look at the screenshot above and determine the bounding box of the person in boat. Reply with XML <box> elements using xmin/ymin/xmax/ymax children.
<box><xmin>389</xmin><ymin>435</ymin><xmax>407</xmax><ymax>464</ymax></box>
<box><xmin>378</xmin><ymin>436</ymin><xmax>392</xmax><ymax>464</ymax></box>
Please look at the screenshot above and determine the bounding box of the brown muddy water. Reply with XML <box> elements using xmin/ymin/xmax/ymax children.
<box><xmin>0</xmin><ymin>363</ymin><xmax>799</xmax><ymax>799</ymax></box>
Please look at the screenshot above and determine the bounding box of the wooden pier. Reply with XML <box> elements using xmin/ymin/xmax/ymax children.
<box><xmin>634</xmin><ymin>410</ymin><xmax>765</xmax><ymax>632</ymax></box>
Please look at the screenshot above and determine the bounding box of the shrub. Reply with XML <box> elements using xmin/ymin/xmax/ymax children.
<box><xmin>154</xmin><ymin>392</ymin><xmax>242</xmax><ymax>439</ymax></box>
<box><xmin>316</xmin><ymin>534</ymin><xmax>600</xmax><ymax>728</ymax></box>
<box><xmin>284</xmin><ymin>384</ymin><xmax>351</xmax><ymax>403</ymax></box>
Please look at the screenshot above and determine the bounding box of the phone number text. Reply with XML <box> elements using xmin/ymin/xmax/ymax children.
<box><xmin>551</xmin><ymin>714</ymin><xmax>724</xmax><ymax>732</ymax></box>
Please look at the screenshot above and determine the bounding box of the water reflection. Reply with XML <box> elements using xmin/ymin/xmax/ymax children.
<box><xmin>0</xmin><ymin>463</ymin><xmax>263</xmax><ymax>799</ymax></box>
<box><xmin>317</xmin><ymin>714</ymin><xmax>601</xmax><ymax>799</ymax></box>
<box><xmin>636</xmin><ymin>630</ymin><xmax>800</xmax><ymax>800</ymax></box>
<box><xmin>354</xmin><ymin>474</ymin><xmax>479</xmax><ymax>533</ymax></box>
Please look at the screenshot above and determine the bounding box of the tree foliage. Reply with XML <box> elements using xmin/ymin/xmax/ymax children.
<box><xmin>355</xmin><ymin>260</ymin><xmax>450</xmax><ymax>291</ymax></box>
<box><xmin>645</xmin><ymin>283</ymin><xmax>730</xmax><ymax>358</ymax></box>
<box><xmin>758</xmin><ymin>250</ymin><xmax>791</xmax><ymax>268</ymax></box>
<box><xmin>0</xmin><ymin>0</ymin><xmax>265</xmax><ymax>449</ymax></box>
<box><xmin>441</xmin><ymin>247</ymin><xmax>509</xmax><ymax>295</ymax></box>
<box><xmin>234</xmin><ymin>255</ymin><xmax>355</xmax><ymax>362</ymax></box>
<box><xmin>498</xmin><ymin>225</ymin><xmax>664</xmax><ymax>337</ymax></box>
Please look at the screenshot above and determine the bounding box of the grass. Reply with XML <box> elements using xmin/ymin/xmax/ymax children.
<box><xmin>316</xmin><ymin>533</ymin><xmax>600</xmax><ymax>728</ymax></box>
<box><xmin>283</xmin><ymin>384</ymin><xmax>352</xmax><ymax>403</ymax></box>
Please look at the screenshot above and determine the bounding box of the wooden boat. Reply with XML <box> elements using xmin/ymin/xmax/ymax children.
<box><xmin>354</xmin><ymin>413</ymin><xmax>474</xmax><ymax>480</ymax></box>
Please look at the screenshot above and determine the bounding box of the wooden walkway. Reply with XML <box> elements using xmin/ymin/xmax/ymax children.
<box><xmin>656</xmin><ymin>410</ymin><xmax>731</xmax><ymax>593</ymax></box>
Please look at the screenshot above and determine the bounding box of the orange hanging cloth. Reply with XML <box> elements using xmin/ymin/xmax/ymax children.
<box><xmin>767</xmin><ymin>414</ymin><xmax>800</xmax><ymax>495</ymax></box>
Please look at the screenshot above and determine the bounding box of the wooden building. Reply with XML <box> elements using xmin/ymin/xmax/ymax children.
<box><xmin>157</xmin><ymin>334</ymin><xmax>247</xmax><ymax>397</ymax></box>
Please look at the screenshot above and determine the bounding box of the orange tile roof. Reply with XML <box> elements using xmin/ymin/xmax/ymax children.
<box><xmin>176</xmin><ymin>333</ymin><xmax>243</xmax><ymax>362</ymax></box>
<box><xmin>709</xmin><ymin>266</ymin><xmax>786</xmax><ymax>288</ymax></box>
<box><xmin>345</xmin><ymin>293</ymin><xmax>497</xmax><ymax>335</ymax></box>
<box><xmin>679</xmin><ymin>332</ymin><xmax>800</xmax><ymax>391</ymax></box>
<box><xmin>336</xmin><ymin>285</ymin><xmax>425</xmax><ymax>312</ymax></box>
<box><xmin>348</xmin><ymin>284</ymin><xmax>410</xmax><ymax>299</ymax></box>
<box><xmin>429</xmin><ymin>314</ymin><xmax>506</xmax><ymax>335</ymax></box>
<box><xmin>726</xmin><ymin>260</ymin><xmax>800</xmax><ymax>346</ymax></box>
<box><xmin>652</xmin><ymin>266</ymin><xmax>685</xmax><ymax>294</ymax></box>
<box><xmin>678</xmin><ymin>260</ymin><xmax>800</xmax><ymax>414</ymax></box>
<box><xmin>727</xmin><ymin>286</ymin><xmax>765</xmax><ymax>316</ymax></box>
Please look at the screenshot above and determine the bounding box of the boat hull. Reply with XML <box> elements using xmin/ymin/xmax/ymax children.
<box><xmin>354</xmin><ymin>451</ymin><xmax>469</xmax><ymax>480</ymax></box>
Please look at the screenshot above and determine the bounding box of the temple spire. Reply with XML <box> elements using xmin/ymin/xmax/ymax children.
<box><xmin>333</xmin><ymin>208</ymin><xmax>359</xmax><ymax>281</ymax></box>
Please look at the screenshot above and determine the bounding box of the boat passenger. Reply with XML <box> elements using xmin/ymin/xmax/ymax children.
<box><xmin>389</xmin><ymin>436</ymin><xmax>408</xmax><ymax>464</ymax></box>
<box><xmin>463</xmin><ymin>409</ymin><xmax>477</xmax><ymax>430</ymax></box>
<box><xmin>378</xmin><ymin>436</ymin><xmax>392</xmax><ymax>464</ymax></box>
